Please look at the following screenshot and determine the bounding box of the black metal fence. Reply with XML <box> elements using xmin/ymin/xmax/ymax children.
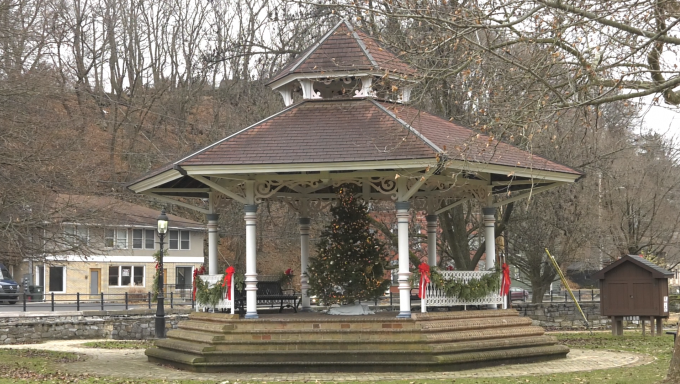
<box><xmin>0</xmin><ymin>285</ymin><xmax>195</xmax><ymax>312</ymax></box>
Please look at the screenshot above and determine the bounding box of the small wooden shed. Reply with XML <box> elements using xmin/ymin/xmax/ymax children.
<box><xmin>593</xmin><ymin>255</ymin><xmax>672</xmax><ymax>336</ymax></box>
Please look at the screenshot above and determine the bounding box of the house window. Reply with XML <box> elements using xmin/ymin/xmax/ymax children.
<box><xmin>105</xmin><ymin>229</ymin><xmax>128</xmax><ymax>249</ymax></box>
<box><xmin>145</xmin><ymin>229</ymin><xmax>155</xmax><ymax>249</ymax></box>
<box><xmin>64</xmin><ymin>225</ymin><xmax>88</xmax><ymax>245</ymax></box>
<box><xmin>176</xmin><ymin>267</ymin><xmax>193</xmax><ymax>289</ymax></box>
<box><xmin>169</xmin><ymin>230</ymin><xmax>190</xmax><ymax>250</ymax></box>
<box><xmin>109</xmin><ymin>266</ymin><xmax>144</xmax><ymax>287</ymax></box>
<box><xmin>133</xmin><ymin>229</ymin><xmax>156</xmax><ymax>250</ymax></box>
<box><xmin>48</xmin><ymin>266</ymin><xmax>65</xmax><ymax>292</ymax></box>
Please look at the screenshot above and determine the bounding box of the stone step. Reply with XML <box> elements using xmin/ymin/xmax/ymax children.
<box><xmin>419</xmin><ymin>316</ymin><xmax>532</xmax><ymax>332</ymax></box>
<box><xmin>154</xmin><ymin>338</ymin><xmax>217</xmax><ymax>354</ymax></box>
<box><xmin>434</xmin><ymin>344</ymin><xmax>570</xmax><ymax>364</ymax></box>
<box><xmin>189</xmin><ymin>312</ymin><xmax>239</xmax><ymax>323</ymax></box>
<box><xmin>164</xmin><ymin>359</ymin><xmax>436</xmax><ymax>373</ymax></box>
<box><xmin>145</xmin><ymin>346</ymin><xmax>205</xmax><ymax>365</ymax></box>
<box><xmin>413</xmin><ymin>309</ymin><xmax>519</xmax><ymax>321</ymax></box>
<box><xmin>425</xmin><ymin>326</ymin><xmax>545</xmax><ymax>343</ymax></box>
<box><xmin>215</xmin><ymin>330</ymin><xmax>422</xmax><ymax>342</ymax></box>
<box><xmin>431</xmin><ymin>335</ymin><xmax>557</xmax><ymax>353</ymax></box>
<box><xmin>165</xmin><ymin>329</ymin><xmax>225</xmax><ymax>343</ymax></box>
<box><xmin>177</xmin><ymin>320</ymin><xmax>236</xmax><ymax>333</ymax></box>
<box><xmin>199</xmin><ymin>349</ymin><xmax>436</xmax><ymax>363</ymax></box>
<box><xmin>209</xmin><ymin>340</ymin><xmax>429</xmax><ymax>352</ymax></box>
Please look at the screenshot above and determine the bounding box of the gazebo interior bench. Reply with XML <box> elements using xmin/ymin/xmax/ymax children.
<box><xmin>234</xmin><ymin>281</ymin><xmax>299</xmax><ymax>314</ymax></box>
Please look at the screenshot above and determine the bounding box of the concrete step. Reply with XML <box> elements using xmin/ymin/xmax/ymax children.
<box><xmin>209</xmin><ymin>340</ymin><xmax>429</xmax><ymax>352</ymax></box>
<box><xmin>145</xmin><ymin>346</ymin><xmax>205</xmax><ymax>364</ymax></box>
<box><xmin>434</xmin><ymin>344</ymin><xmax>570</xmax><ymax>364</ymax></box>
<box><xmin>431</xmin><ymin>335</ymin><xmax>557</xmax><ymax>353</ymax></box>
<box><xmin>419</xmin><ymin>316</ymin><xmax>532</xmax><ymax>332</ymax></box>
<box><xmin>177</xmin><ymin>320</ymin><xmax>236</xmax><ymax>333</ymax></box>
<box><xmin>413</xmin><ymin>309</ymin><xmax>519</xmax><ymax>321</ymax></box>
<box><xmin>199</xmin><ymin>349</ymin><xmax>436</xmax><ymax>363</ymax></box>
<box><xmin>425</xmin><ymin>326</ymin><xmax>546</xmax><ymax>343</ymax></box>
<box><xmin>189</xmin><ymin>312</ymin><xmax>239</xmax><ymax>322</ymax></box>
<box><xmin>154</xmin><ymin>338</ymin><xmax>217</xmax><ymax>354</ymax></box>
<box><xmin>165</xmin><ymin>329</ymin><xmax>225</xmax><ymax>343</ymax></box>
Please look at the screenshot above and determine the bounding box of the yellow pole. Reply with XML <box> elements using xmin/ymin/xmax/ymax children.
<box><xmin>545</xmin><ymin>248</ymin><xmax>591</xmax><ymax>333</ymax></box>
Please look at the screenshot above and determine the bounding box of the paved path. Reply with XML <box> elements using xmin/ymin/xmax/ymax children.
<box><xmin>0</xmin><ymin>340</ymin><xmax>654</xmax><ymax>381</ymax></box>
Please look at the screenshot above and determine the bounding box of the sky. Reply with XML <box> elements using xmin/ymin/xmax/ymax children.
<box><xmin>639</xmin><ymin>97</ymin><xmax>680</xmax><ymax>141</ymax></box>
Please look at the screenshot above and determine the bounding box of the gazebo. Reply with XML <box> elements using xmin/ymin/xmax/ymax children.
<box><xmin>128</xmin><ymin>20</ymin><xmax>582</xmax><ymax>320</ymax></box>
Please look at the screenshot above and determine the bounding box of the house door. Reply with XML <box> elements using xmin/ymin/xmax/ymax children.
<box><xmin>90</xmin><ymin>269</ymin><xmax>101</xmax><ymax>296</ymax></box>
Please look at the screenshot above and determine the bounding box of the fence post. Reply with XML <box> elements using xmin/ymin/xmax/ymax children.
<box><xmin>565</xmin><ymin>291</ymin><xmax>568</xmax><ymax>302</ymax></box>
<box><xmin>148</xmin><ymin>292</ymin><xmax>151</xmax><ymax>309</ymax></box>
<box><xmin>578</xmin><ymin>290</ymin><xmax>581</xmax><ymax>302</ymax></box>
<box><xmin>170</xmin><ymin>292</ymin><xmax>174</xmax><ymax>309</ymax></box>
<box><xmin>550</xmin><ymin>290</ymin><xmax>553</xmax><ymax>302</ymax></box>
<box><xmin>100</xmin><ymin>292</ymin><xmax>104</xmax><ymax>311</ymax></box>
<box><xmin>390</xmin><ymin>291</ymin><xmax>393</xmax><ymax>309</ymax></box>
<box><xmin>592</xmin><ymin>289</ymin><xmax>594</xmax><ymax>302</ymax></box>
<box><xmin>22</xmin><ymin>291</ymin><xmax>26</xmax><ymax>312</ymax></box>
<box><xmin>51</xmin><ymin>292</ymin><xmax>54</xmax><ymax>311</ymax></box>
<box><xmin>125</xmin><ymin>292</ymin><xmax>129</xmax><ymax>310</ymax></box>
<box><xmin>77</xmin><ymin>292</ymin><xmax>80</xmax><ymax>311</ymax></box>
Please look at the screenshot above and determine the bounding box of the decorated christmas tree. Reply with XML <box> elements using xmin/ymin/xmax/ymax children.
<box><xmin>307</xmin><ymin>187</ymin><xmax>390</xmax><ymax>305</ymax></box>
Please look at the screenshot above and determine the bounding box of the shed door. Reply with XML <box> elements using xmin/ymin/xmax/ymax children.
<box><xmin>632</xmin><ymin>282</ymin><xmax>654</xmax><ymax>311</ymax></box>
<box><xmin>608</xmin><ymin>282</ymin><xmax>629</xmax><ymax>313</ymax></box>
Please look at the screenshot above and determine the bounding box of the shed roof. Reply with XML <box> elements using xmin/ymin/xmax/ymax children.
<box><xmin>592</xmin><ymin>255</ymin><xmax>673</xmax><ymax>279</ymax></box>
<box><xmin>266</xmin><ymin>20</ymin><xmax>416</xmax><ymax>86</ymax></box>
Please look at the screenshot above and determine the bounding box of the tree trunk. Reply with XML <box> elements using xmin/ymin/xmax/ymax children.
<box><xmin>531</xmin><ymin>283</ymin><xmax>548</xmax><ymax>304</ymax></box>
<box><xmin>667</xmin><ymin>322</ymin><xmax>680</xmax><ymax>381</ymax></box>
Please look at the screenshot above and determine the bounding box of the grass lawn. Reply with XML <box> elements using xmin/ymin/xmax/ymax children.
<box><xmin>0</xmin><ymin>332</ymin><xmax>674</xmax><ymax>383</ymax></box>
<box><xmin>81</xmin><ymin>340</ymin><xmax>154</xmax><ymax>349</ymax></box>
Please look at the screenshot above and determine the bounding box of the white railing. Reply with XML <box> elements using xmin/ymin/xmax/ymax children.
<box><xmin>420</xmin><ymin>270</ymin><xmax>504</xmax><ymax>311</ymax></box>
<box><xmin>195</xmin><ymin>274</ymin><xmax>235</xmax><ymax>313</ymax></box>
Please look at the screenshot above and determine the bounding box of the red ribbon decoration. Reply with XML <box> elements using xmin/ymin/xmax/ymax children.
<box><xmin>418</xmin><ymin>263</ymin><xmax>431</xmax><ymax>299</ymax></box>
<box><xmin>222</xmin><ymin>266</ymin><xmax>236</xmax><ymax>300</ymax></box>
<box><xmin>500</xmin><ymin>263</ymin><xmax>511</xmax><ymax>296</ymax></box>
<box><xmin>192</xmin><ymin>268</ymin><xmax>199</xmax><ymax>301</ymax></box>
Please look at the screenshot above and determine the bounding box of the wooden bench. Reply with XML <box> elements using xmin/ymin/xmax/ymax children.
<box><xmin>234</xmin><ymin>281</ymin><xmax>299</xmax><ymax>315</ymax></box>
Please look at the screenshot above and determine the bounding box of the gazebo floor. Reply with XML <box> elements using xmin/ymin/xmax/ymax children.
<box><xmin>146</xmin><ymin>309</ymin><xmax>568</xmax><ymax>373</ymax></box>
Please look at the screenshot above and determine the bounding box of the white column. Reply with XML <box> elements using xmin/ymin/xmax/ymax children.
<box><xmin>244</xmin><ymin>204</ymin><xmax>258</xmax><ymax>319</ymax></box>
<box><xmin>206</xmin><ymin>214</ymin><xmax>219</xmax><ymax>275</ymax></box>
<box><xmin>396</xmin><ymin>201</ymin><xmax>411</xmax><ymax>318</ymax></box>
<box><xmin>299</xmin><ymin>217</ymin><xmax>311</xmax><ymax>311</ymax></box>
<box><xmin>483</xmin><ymin>207</ymin><xmax>497</xmax><ymax>309</ymax></box>
<box><xmin>426</xmin><ymin>214</ymin><xmax>438</xmax><ymax>267</ymax></box>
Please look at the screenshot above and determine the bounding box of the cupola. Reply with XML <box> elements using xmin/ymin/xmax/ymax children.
<box><xmin>266</xmin><ymin>20</ymin><xmax>417</xmax><ymax>106</ymax></box>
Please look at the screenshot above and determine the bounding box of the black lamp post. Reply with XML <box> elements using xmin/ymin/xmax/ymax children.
<box><xmin>156</xmin><ymin>209</ymin><xmax>169</xmax><ymax>338</ymax></box>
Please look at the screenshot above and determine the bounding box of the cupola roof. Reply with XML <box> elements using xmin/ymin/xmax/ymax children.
<box><xmin>266</xmin><ymin>20</ymin><xmax>416</xmax><ymax>90</ymax></box>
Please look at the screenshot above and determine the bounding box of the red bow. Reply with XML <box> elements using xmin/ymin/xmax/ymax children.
<box><xmin>222</xmin><ymin>266</ymin><xmax>236</xmax><ymax>300</ymax></box>
<box><xmin>500</xmin><ymin>263</ymin><xmax>511</xmax><ymax>296</ymax></box>
<box><xmin>192</xmin><ymin>268</ymin><xmax>199</xmax><ymax>301</ymax></box>
<box><xmin>418</xmin><ymin>263</ymin><xmax>431</xmax><ymax>299</ymax></box>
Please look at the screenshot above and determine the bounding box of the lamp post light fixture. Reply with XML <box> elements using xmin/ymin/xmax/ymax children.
<box><xmin>156</xmin><ymin>209</ymin><xmax>169</xmax><ymax>338</ymax></box>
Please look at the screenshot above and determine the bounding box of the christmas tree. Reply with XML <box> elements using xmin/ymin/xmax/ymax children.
<box><xmin>307</xmin><ymin>187</ymin><xmax>390</xmax><ymax>305</ymax></box>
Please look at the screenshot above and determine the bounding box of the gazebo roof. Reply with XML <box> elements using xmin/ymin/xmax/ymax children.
<box><xmin>266</xmin><ymin>20</ymin><xmax>416</xmax><ymax>89</ymax></box>
<box><xmin>128</xmin><ymin>98</ymin><xmax>581</xmax><ymax>197</ymax></box>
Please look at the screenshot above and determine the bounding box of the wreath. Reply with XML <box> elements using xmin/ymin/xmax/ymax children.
<box><xmin>410</xmin><ymin>266</ymin><xmax>501</xmax><ymax>302</ymax></box>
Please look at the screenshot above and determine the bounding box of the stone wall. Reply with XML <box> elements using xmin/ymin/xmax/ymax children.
<box><xmin>514</xmin><ymin>302</ymin><xmax>609</xmax><ymax>328</ymax></box>
<box><xmin>0</xmin><ymin>309</ymin><xmax>190</xmax><ymax>344</ymax></box>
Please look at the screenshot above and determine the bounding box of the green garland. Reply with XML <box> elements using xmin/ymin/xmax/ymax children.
<box><xmin>411</xmin><ymin>266</ymin><xmax>501</xmax><ymax>301</ymax></box>
<box><xmin>194</xmin><ymin>272</ymin><xmax>245</xmax><ymax>308</ymax></box>
<box><xmin>194</xmin><ymin>276</ymin><xmax>227</xmax><ymax>308</ymax></box>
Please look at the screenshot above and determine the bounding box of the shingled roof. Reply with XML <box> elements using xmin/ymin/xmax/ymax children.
<box><xmin>164</xmin><ymin>98</ymin><xmax>580</xmax><ymax>176</ymax></box>
<box><xmin>266</xmin><ymin>20</ymin><xmax>416</xmax><ymax>86</ymax></box>
<box><xmin>593</xmin><ymin>254</ymin><xmax>673</xmax><ymax>279</ymax></box>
